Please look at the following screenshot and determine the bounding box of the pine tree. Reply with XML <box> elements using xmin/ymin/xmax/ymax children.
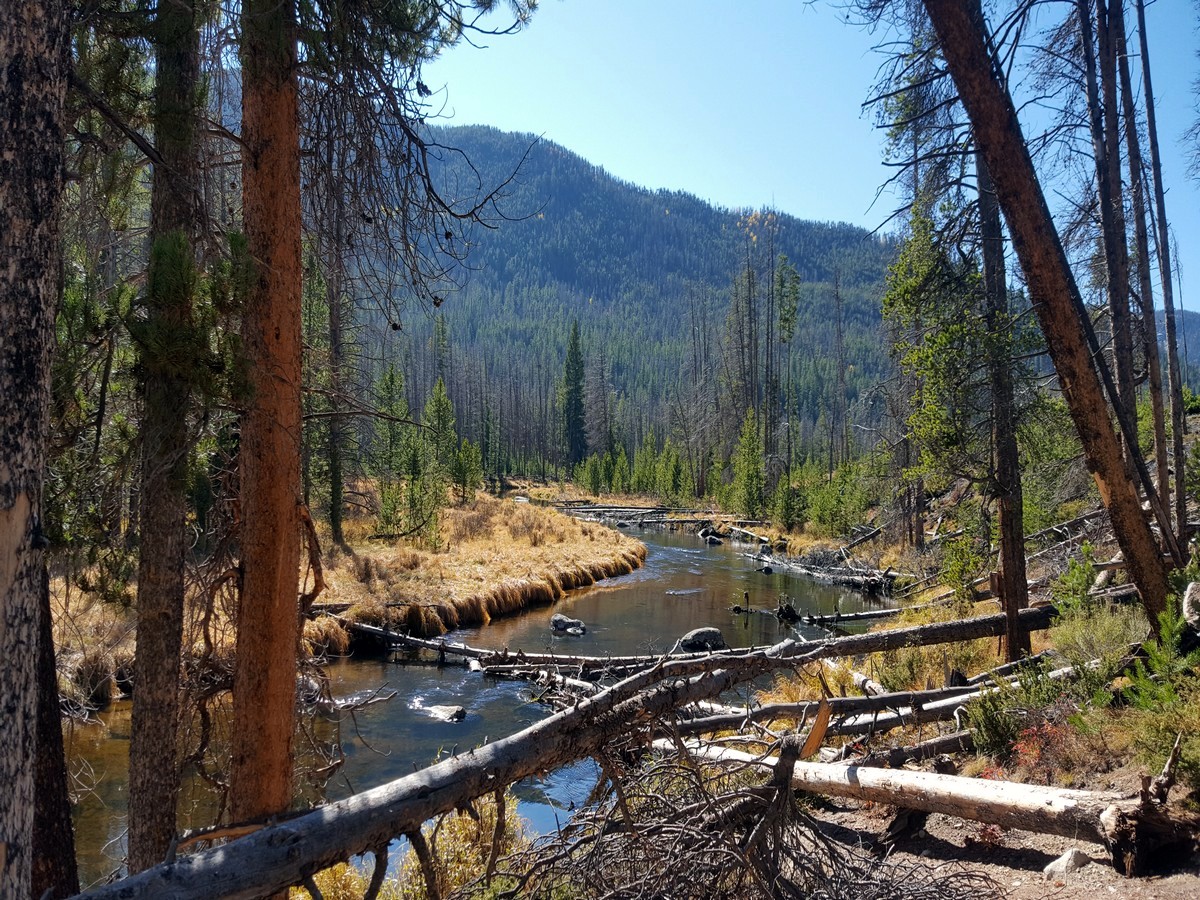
<box><xmin>371</xmin><ymin>363</ymin><xmax>410</xmax><ymax>529</ymax></box>
<box><xmin>450</xmin><ymin>439</ymin><xmax>483</xmax><ymax>504</ymax></box>
<box><xmin>424</xmin><ymin>376</ymin><xmax>458</xmax><ymax>473</ymax></box>
<box><xmin>732</xmin><ymin>409</ymin><xmax>765</xmax><ymax>518</ymax></box>
<box><xmin>562</xmin><ymin>320</ymin><xmax>587</xmax><ymax>466</ymax></box>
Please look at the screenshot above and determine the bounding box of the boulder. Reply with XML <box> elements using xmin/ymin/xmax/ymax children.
<box><xmin>706</xmin><ymin>535</ymin><xmax>723</xmax><ymax>545</ymax></box>
<box><xmin>550</xmin><ymin>613</ymin><xmax>587</xmax><ymax>634</ymax></box>
<box><xmin>1184</xmin><ymin>582</ymin><xmax>1200</xmax><ymax>631</ymax></box>
<box><xmin>1043</xmin><ymin>849</ymin><xmax>1090</xmax><ymax>877</ymax></box>
<box><xmin>425</xmin><ymin>704</ymin><xmax>467</xmax><ymax>723</ymax></box>
<box><xmin>675</xmin><ymin>626</ymin><xmax>726</xmax><ymax>653</ymax></box>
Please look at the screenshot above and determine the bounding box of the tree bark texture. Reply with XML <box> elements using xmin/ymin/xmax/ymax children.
<box><xmin>977</xmin><ymin>150</ymin><xmax>1030</xmax><ymax>661</ymax></box>
<box><xmin>921</xmin><ymin>0</ymin><xmax>1170</xmax><ymax>624</ymax></box>
<box><xmin>232</xmin><ymin>0</ymin><xmax>304</xmax><ymax>826</ymax></box>
<box><xmin>0</xmin><ymin>2</ymin><xmax>69</xmax><ymax>896</ymax></box>
<box><xmin>128</xmin><ymin>0</ymin><xmax>201</xmax><ymax>871</ymax></box>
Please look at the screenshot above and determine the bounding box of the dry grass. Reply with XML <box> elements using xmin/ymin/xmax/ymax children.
<box><xmin>50</xmin><ymin>584</ymin><xmax>137</xmax><ymax>709</ymax></box>
<box><xmin>327</xmin><ymin>496</ymin><xmax>647</xmax><ymax>638</ymax></box>
<box><xmin>303</xmin><ymin>616</ymin><xmax>351</xmax><ymax>657</ymax></box>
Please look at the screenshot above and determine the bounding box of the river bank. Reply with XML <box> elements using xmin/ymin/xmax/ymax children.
<box><xmin>318</xmin><ymin>495</ymin><xmax>647</xmax><ymax>641</ymax></box>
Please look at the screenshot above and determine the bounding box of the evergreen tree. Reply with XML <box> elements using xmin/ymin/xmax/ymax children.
<box><xmin>450</xmin><ymin>439</ymin><xmax>483</xmax><ymax>504</ymax></box>
<box><xmin>562</xmin><ymin>320</ymin><xmax>587</xmax><ymax>466</ymax></box>
<box><xmin>631</xmin><ymin>428</ymin><xmax>658</xmax><ymax>494</ymax></box>
<box><xmin>424</xmin><ymin>376</ymin><xmax>458</xmax><ymax>473</ymax></box>
<box><xmin>732</xmin><ymin>409</ymin><xmax>765</xmax><ymax>518</ymax></box>
<box><xmin>610</xmin><ymin>445</ymin><xmax>631</xmax><ymax>494</ymax></box>
<box><xmin>370</xmin><ymin>363</ymin><xmax>410</xmax><ymax>529</ymax></box>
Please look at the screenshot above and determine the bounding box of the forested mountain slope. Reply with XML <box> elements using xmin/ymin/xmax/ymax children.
<box><xmin>377</xmin><ymin>125</ymin><xmax>897</xmax><ymax>464</ymax></box>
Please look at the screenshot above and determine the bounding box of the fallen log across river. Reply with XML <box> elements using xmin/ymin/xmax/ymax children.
<box><xmin>338</xmin><ymin>605</ymin><xmax>1056</xmax><ymax>676</ymax></box>
<box><xmin>78</xmin><ymin>607</ymin><xmax>1057</xmax><ymax>899</ymax></box>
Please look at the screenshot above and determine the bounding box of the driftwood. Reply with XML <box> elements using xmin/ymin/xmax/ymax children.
<box><xmin>965</xmin><ymin>649</ymin><xmax>1058</xmax><ymax>685</ymax></box>
<box><xmin>855</xmin><ymin>729</ymin><xmax>975</xmax><ymax>768</ymax></box>
<box><xmin>657</xmin><ymin>740</ymin><xmax>1197</xmax><ymax>875</ymax></box>
<box><xmin>729</xmin><ymin>526</ymin><xmax>769</xmax><ymax>544</ymax></box>
<box><xmin>840</xmin><ymin>525</ymin><xmax>882</xmax><ymax>552</ymax></box>
<box><xmin>769</xmin><ymin>557</ymin><xmax>896</xmax><ymax>594</ymax></box>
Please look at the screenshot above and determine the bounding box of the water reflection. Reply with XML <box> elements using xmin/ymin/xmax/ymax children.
<box><xmin>67</xmin><ymin>528</ymin><xmax>876</xmax><ymax>885</ymax></box>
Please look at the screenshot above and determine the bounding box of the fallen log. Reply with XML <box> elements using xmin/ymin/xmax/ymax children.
<box><xmin>965</xmin><ymin>649</ymin><xmax>1059</xmax><ymax>685</ymax></box>
<box><xmin>74</xmin><ymin>635</ymin><xmax>824</xmax><ymax>899</ymax></box>
<box><xmin>669</xmin><ymin>682</ymin><xmax>989</xmax><ymax>738</ymax></box>
<box><xmin>802</xmin><ymin>606</ymin><xmax>904</xmax><ymax>626</ymax></box>
<box><xmin>657</xmin><ymin>741</ymin><xmax>1198</xmax><ymax>875</ymax></box>
<box><xmin>840</xmin><ymin>525</ymin><xmax>882</xmax><ymax>552</ymax></box>
<box><xmin>482</xmin><ymin>605</ymin><xmax>1055</xmax><ymax>676</ymax></box>
<box><xmin>729</xmin><ymin>526</ymin><xmax>769</xmax><ymax>544</ymax></box>
<box><xmin>855</xmin><ymin>729</ymin><xmax>975</xmax><ymax>768</ymax></box>
<box><xmin>379</xmin><ymin>606</ymin><xmax>1058</xmax><ymax>677</ymax></box>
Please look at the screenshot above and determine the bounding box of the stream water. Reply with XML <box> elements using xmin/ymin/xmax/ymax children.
<box><xmin>67</xmin><ymin>528</ymin><xmax>879</xmax><ymax>886</ymax></box>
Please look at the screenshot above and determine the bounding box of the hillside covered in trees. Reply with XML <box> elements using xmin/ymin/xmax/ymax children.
<box><xmin>360</xmin><ymin>125</ymin><xmax>898</xmax><ymax>483</ymax></box>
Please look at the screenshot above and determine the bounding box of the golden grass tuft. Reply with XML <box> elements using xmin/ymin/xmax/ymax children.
<box><xmin>329</xmin><ymin>495</ymin><xmax>647</xmax><ymax>640</ymax></box>
<box><xmin>303</xmin><ymin>617</ymin><xmax>351</xmax><ymax>658</ymax></box>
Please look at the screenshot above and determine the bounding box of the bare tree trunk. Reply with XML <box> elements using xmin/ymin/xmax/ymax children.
<box><xmin>1114</xmin><ymin>1</ymin><xmax>1171</xmax><ymax>549</ymax></box>
<box><xmin>978</xmin><ymin>152</ymin><xmax>1030</xmax><ymax>660</ymax></box>
<box><xmin>232</xmin><ymin>0</ymin><xmax>303</xmax><ymax>832</ymax></box>
<box><xmin>1094</xmin><ymin>0</ymin><xmax>1138</xmax><ymax>429</ymax></box>
<box><xmin>324</xmin><ymin>124</ymin><xmax>348</xmax><ymax>547</ymax></box>
<box><xmin>921</xmin><ymin>0</ymin><xmax>1170</xmax><ymax>624</ymax></box>
<box><xmin>0</xmin><ymin>2</ymin><xmax>69</xmax><ymax>895</ymax></box>
<box><xmin>129</xmin><ymin>0</ymin><xmax>200</xmax><ymax>870</ymax></box>
<box><xmin>1136</xmin><ymin>0</ymin><xmax>1189</xmax><ymax>545</ymax></box>
<box><xmin>674</xmin><ymin>742</ymin><xmax>1194</xmax><ymax>876</ymax></box>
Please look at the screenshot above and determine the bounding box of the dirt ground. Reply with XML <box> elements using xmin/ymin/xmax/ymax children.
<box><xmin>811</xmin><ymin>789</ymin><xmax>1200</xmax><ymax>899</ymax></box>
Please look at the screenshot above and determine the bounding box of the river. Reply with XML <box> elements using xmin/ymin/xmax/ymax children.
<box><xmin>67</xmin><ymin>528</ymin><xmax>877</xmax><ymax>886</ymax></box>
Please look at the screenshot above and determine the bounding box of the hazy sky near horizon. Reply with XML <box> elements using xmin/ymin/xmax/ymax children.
<box><xmin>425</xmin><ymin>0</ymin><xmax>1200</xmax><ymax>309</ymax></box>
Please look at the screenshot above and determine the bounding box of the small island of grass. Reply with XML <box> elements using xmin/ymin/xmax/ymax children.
<box><xmin>312</xmin><ymin>494</ymin><xmax>647</xmax><ymax>645</ymax></box>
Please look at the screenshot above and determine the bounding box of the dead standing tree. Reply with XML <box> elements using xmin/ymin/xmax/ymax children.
<box><xmin>920</xmin><ymin>0</ymin><xmax>1172</xmax><ymax>628</ymax></box>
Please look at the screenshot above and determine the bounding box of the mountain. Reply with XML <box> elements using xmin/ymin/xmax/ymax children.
<box><xmin>370</xmin><ymin>125</ymin><xmax>898</xmax><ymax>467</ymax></box>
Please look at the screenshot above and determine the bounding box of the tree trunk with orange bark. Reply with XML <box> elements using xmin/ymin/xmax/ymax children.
<box><xmin>231</xmin><ymin>0</ymin><xmax>304</xmax><ymax>830</ymax></box>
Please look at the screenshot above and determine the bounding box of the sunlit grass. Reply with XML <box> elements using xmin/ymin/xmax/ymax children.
<box><xmin>328</xmin><ymin>495</ymin><xmax>647</xmax><ymax>638</ymax></box>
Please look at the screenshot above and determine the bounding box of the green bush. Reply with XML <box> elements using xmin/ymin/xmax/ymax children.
<box><xmin>1049</xmin><ymin>543</ymin><xmax>1095</xmax><ymax>614</ymax></box>
<box><xmin>966</xmin><ymin>665</ymin><xmax>1066</xmax><ymax>759</ymax></box>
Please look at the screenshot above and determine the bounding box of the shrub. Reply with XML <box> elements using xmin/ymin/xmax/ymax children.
<box><xmin>1049</xmin><ymin>543</ymin><xmax>1095</xmax><ymax>614</ymax></box>
<box><xmin>966</xmin><ymin>665</ymin><xmax>1065</xmax><ymax>759</ymax></box>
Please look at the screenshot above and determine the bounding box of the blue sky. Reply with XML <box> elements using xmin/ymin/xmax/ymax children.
<box><xmin>425</xmin><ymin>0</ymin><xmax>1200</xmax><ymax>310</ymax></box>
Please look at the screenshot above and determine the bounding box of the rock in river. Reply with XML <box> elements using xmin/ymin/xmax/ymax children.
<box><xmin>674</xmin><ymin>626</ymin><xmax>726</xmax><ymax>653</ymax></box>
<box><xmin>425</xmin><ymin>705</ymin><xmax>467</xmax><ymax>722</ymax></box>
<box><xmin>550</xmin><ymin>613</ymin><xmax>587</xmax><ymax>634</ymax></box>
